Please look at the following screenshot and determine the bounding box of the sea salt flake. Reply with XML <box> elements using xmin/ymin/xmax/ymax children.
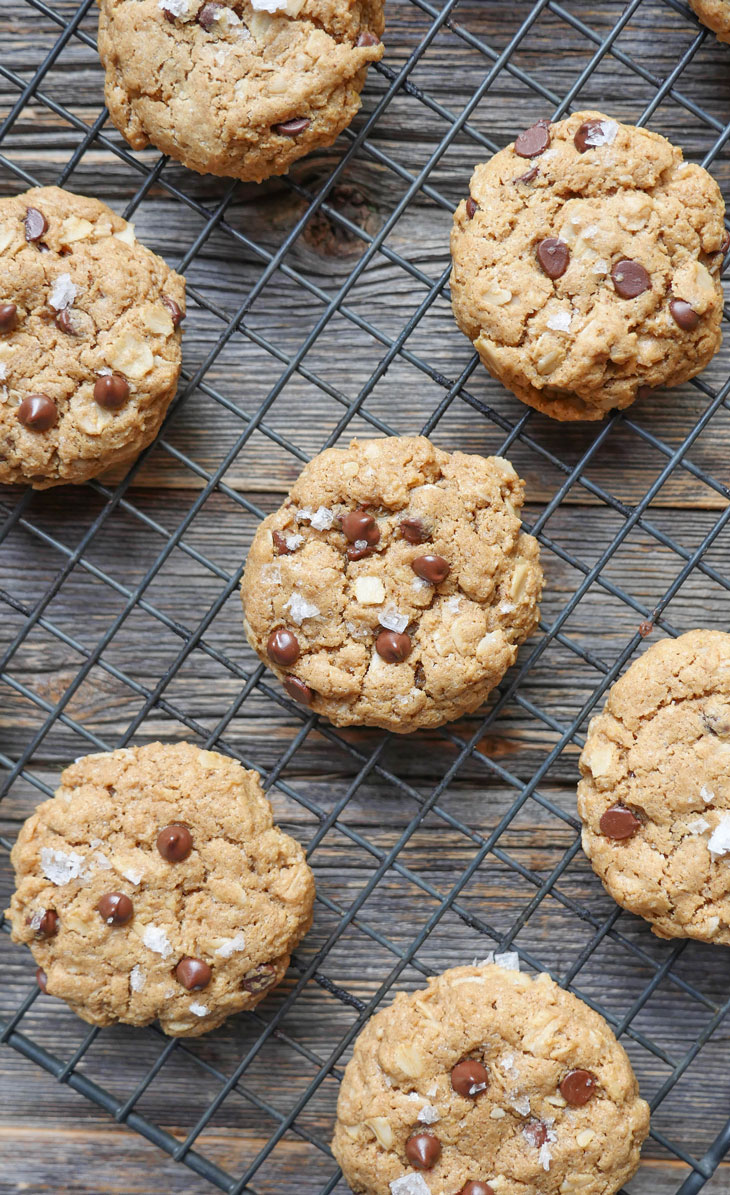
<box><xmin>708</xmin><ymin>814</ymin><xmax>730</xmax><ymax>857</ymax></box>
<box><xmin>412</xmin><ymin>577</ymin><xmax>430</xmax><ymax>591</ymax></box>
<box><xmin>158</xmin><ymin>0</ymin><xmax>199</xmax><ymax>16</ymax></box>
<box><xmin>426</xmin><ymin>1082</ymin><xmax>438</xmax><ymax>1099</ymax></box>
<box><xmin>511</xmin><ymin>1094</ymin><xmax>531</xmax><ymax>1117</ymax></box>
<box><xmin>353</xmin><ymin>538</ymin><xmax>369</xmax><ymax>552</ymax></box>
<box><xmin>380</xmin><ymin>609</ymin><xmax>409</xmax><ymax>634</ymax></box>
<box><xmin>251</xmin><ymin>0</ymin><xmax>303</xmax><ymax>12</ymax></box>
<box><xmin>142</xmin><ymin>925</ymin><xmax>172</xmax><ymax>958</ymax></box>
<box><xmin>469</xmin><ymin>1082</ymin><xmax>487</xmax><ymax>1096</ymax></box>
<box><xmin>686</xmin><ymin>817</ymin><xmax>710</xmax><ymax>835</ymax></box>
<box><xmin>701</xmin><ymin>785</ymin><xmax>715</xmax><ymax>804</ymax></box>
<box><xmin>29</xmin><ymin>909</ymin><xmax>46</xmax><ymax>931</ymax></box>
<box><xmin>538</xmin><ymin>1142</ymin><xmax>553</xmax><ymax>1171</ymax></box>
<box><xmin>547</xmin><ymin>310</ymin><xmax>572</xmax><ymax>333</ymax></box>
<box><xmin>130</xmin><ymin>965</ymin><xmax>146</xmax><ymax>993</ymax></box>
<box><xmin>93</xmin><ymin>852</ymin><xmax>112</xmax><ymax>870</ymax></box>
<box><xmin>499</xmin><ymin>1052</ymin><xmax>518</xmax><ymax>1076</ymax></box>
<box><xmin>285</xmin><ymin>533</ymin><xmax>304</xmax><ymax>551</ymax></box>
<box><xmin>216</xmin><ymin>932</ymin><xmax>246</xmax><ymax>958</ymax></box>
<box><xmin>495</xmin><ymin>950</ymin><xmax>520</xmax><ymax>971</ymax></box>
<box><xmin>0</xmin><ymin>363</ymin><xmax>7</xmax><ymax>382</ymax></box>
<box><xmin>284</xmin><ymin>592</ymin><xmax>320</xmax><ymax>624</ymax></box>
<box><xmin>585</xmin><ymin>119</ymin><xmax>618</xmax><ymax>147</ymax></box>
<box><xmin>121</xmin><ymin>865</ymin><xmax>144</xmax><ymax>885</ymax></box>
<box><xmin>90</xmin><ymin>837</ymin><xmax>102</xmax><ymax>848</ymax></box>
<box><xmin>41</xmin><ymin>847</ymin><xmax>85</xmax><ymax>885</ymax></box>
<box><xmin>417</xmin><ymin>1104</ymin><xmax>440</xmax><ymax>1124</ymax></box>
<box><xmin>48</xmin><ymin>272</ymin><xmax>78</xmax><ymax>311</ymax></box>
<box><xmin>446</xmin><ymin>596</ymin><xmax>461</xmax><ymax>613</ymax></box>
<box><xmin>309</xmin><ymin>506</ymin><xmax>335</xmax><ymax>531</ymax></box>
<box><xmin>390</xmin><ymin>1176</ymin><xmax>431</xmax><ymax>1195</ymax></box>
<box><xmin>189</xmin><ymin>1002</ymin><xmax>209</xmax><ymax>1017</ymax></box>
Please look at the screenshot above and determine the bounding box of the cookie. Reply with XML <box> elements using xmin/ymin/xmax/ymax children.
<box><xmin>97</xmin><ymin>0</ymin><xmax>385</xmax><ymax>183</ymax></box>
<box><xmin>240</xmin><ymin>436</ymin><xmax>542</xmax><ymax>733</ymax></box>
<box><xmin>578</xmin><ymin>629</ymin><xmax>730</xmax><ymax>945</ymax></box>
<box><xmin>0</xmin><ymin>186</ymin><xmax>185</xmax><ymax>489</ymax></box>
<box><xmin>689</xmin><ymin>0</ymin><xmax>730</xmax><ymax>42</ymax></box>
<box><xmin>332</xmin><ymin>961</ymin><xmax>650</xmax><ymax>1195</ymax></box>
<box><xmin>450</xmin><ymin>111</ymin><xmax>727</xmax><ymax>421</ymax></box>
<box><xmin>7</xmin><ymin>742</ymin><xmax>315</xmax><ymax>1036</ymax></box>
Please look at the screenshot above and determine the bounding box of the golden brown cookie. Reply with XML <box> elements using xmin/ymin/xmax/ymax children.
<box><xmin>7</xmin><ymin>742</ymin><xmax>315</xmax><ymax>1036</ymax></box>
<box><xmin>578</xmin><ymin>630</ymin><xmax>730</xmax><ymax>944</ymax></box>
<box><xmin>240</xmin><ymin>436</ymin><xmax>543</xmax><ymax>733</ymax></box>
<box><xmin>97</xmin><ymin>0</ymin><xmax>385</xmax><ymax>182</ymax></box>
<box><xmin>450</xmin><ymin>111</ymin><xmax>727</xmax><ymax>421</ymax></box>
<box><xmin>0</xmin><ymin>186</ymin><xmax>185</xmax><ymax>488</ymax></box>
<box><xmin>332</xmin><ymin>962</ymin><xmax>650</xmax><ymax>1195</ymax></box>
<box><xmin>689</xmin><ymin>0</ymin><xmax>730</xmax><ymax>42</ymax></box>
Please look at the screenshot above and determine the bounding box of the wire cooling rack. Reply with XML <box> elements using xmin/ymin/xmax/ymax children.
<box><xmin>1</xmin><ymin>0</ymin><xmax>730</xmax><ymax>1191</ymax></box>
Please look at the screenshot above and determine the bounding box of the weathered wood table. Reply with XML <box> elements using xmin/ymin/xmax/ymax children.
<box><xmin>1</xmin><ymin>0</ymin><xmax>730</xmax><ymax>1191</ymax></box>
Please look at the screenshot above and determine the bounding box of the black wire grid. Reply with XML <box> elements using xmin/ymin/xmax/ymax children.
<box><xmin>1</xmin><ymin>0</ymin><xmax>730</xmax><ymax>1191</ymax></box>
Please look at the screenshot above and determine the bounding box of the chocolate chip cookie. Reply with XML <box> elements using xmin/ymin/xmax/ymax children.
<box><xmin>7</xmin><ymin>742</ymin><xmax>315</xmax><ymax>1036</ymax></box>
<box><xmin>98</xmin><ymin>0</ymin><xmax>384</xmax><ymax>183</ymax></box>
<box><xmin>578</xmin><ymin>629</ymin><xmax>730</xmax><ymax>944</ymax></box>
<box><xmin>689</xmin><ymin>0</ymin><xmax>730</xmax><ymax>42</ymax></box>
<box><xmin>240</xmin><ymin>436</ymin><xmax>543</xmax><ymax>733</ymax></box>
<box><xmin>332</xmin><ymin>962</ymin><xmax>650</xmax><ymax>1195</ymax></box>
<box><xmin>0</xmin><ymin>186</ymin><xmax>185</xmax><ymax>488</ymax></box>
<box><xmin>450</xmin><ymin>111</ymin><xmax>726</xmax><ymax>421</ymax></box>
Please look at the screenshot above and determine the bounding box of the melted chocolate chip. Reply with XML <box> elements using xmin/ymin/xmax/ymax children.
<box><xmin>669</xmin><ymin>298</ymin><xmax>700</xmax><ymax>331</ymax></box>
<box><xmin>17</xmin><ymin>394</ymin><xmax>57</xmax><ymax>431</ymax></box>
<box><xmin>94</xmin><ymin>373</ymin><xmax>130</xmax><ymax>410</ymax></box>
<box><xmin>347</xmin><ymin>543</ymin><xmax>374</xmax><ymax>561</ymax></box>
<box><xmin>599</xmin><ymin>804</ymin><xmax>641</xmax><ymax>840</ymax></box>
<box><xmin>25</xmin><ymin>207</ymin><xmax>48</xmax><ymax>242</ymax></box>
<box><xmin>466</xmin><ymin>197</ymin><xmax>478</xmax><ymax>219</ymax></box>
<box><xmin>460</xmin><ymin>1185</ymin><xmax>494</xmax><ymax>1195</ymax></box>
<box><xmin>36</xmin><ymin>967</ymin><xmax>48</xmax><ymax>992</ymax></box>
<box><xmin>375</xmin><ymin>629</ymin><xmax>412</xmax><ymax>663</ymax></box>
<box><xmin>560</xmin><ymin>1068</ymin><xmax>597</xmax><ymax>1106</ymax></box>
<box><xmin>341</xmin><ymin>509</ymin><xmax>380</xmax><ymax>545</ymax></box>
<box><xmin>405</xmin><ymin>1132</ymin><xmax>442</xmax><ymax>1170</ymax></box>
<box><xmin>54</xmin><ymin>309</ymin><xmax>78</xmax><ymax>336</ymax></box>
<box><xmin>197</xmin><ymin>2</ymin><xmax>222</xmax><ymax>28</ymax></box>
<box><xmin>267</xmin><ymin>628</ymin><xmax>300</xmax><ymax>666</ymax></box>
<box><xmin>157</xmin><ymin>824</ymin><xmax>193</xmax><ymax>862</ymax></box>
<box><xmin>536</xmin><ymin>237</ymin><xmax>569</xmax><ymax>280</ymax></box>
<box><xmin>284</xmin><ymin>675</ymin><xmax>314</xmax><ymax>705</ymax></box>
<box><xmin>514</xmin><ymin>120</ymin><xmax>551</xmax><ymax>159</ymax></box>
<box><xmin>0</xmin><ymin>303</ymin><xmax>17</xmax><ymax>333</ymax></box>
<box><xmin>451</xmin><ymin>1059</ymin><xmax>489</xmax><ymax>1097</ymax></box>
<box><xmin>162</xmin><ymin>295</ymin><xmax>184</xmax><ymax>327</ymax></box>
<box><xmin>272</xmin><ymin>531</ymin><xmax>293</xmax><ymax>556</ymax></box>
<box><xmin>30</xmin><ymin>909</ymin><xmax>58</xmax><ymax>940</ymax></box>
<box><xmin>574</xmin><ymin>119</ymin><xmax>606</xmax><ymax>153</ymax></box>
<box><xmin>241</xmin><ymin>963</ymin><xmax>277</xmax><ymax>993</ymax></box>
<box><xmin>97</xmin><ymin>892</ymin><xmax>134</xmax><ymax>926</ymax></box>
<box><xmin>514</xmin><ymin>165</ymin><xmax>539</xmax><ymax>185</ymax></box>
<box><xmin>273</xmin><ymin>118</ymin><xmax>311</xmax><ymax>135</ymax></box>
<box><xmin>412</xmin><ymin>554</ymin><xmax>450</xmax><ymax>584</ymax></box>
<box><xmin>356</xmin><ymin>30</ymin><xmax>380</xmax><ymax>46</ymax></box>
<box><xmin>399</xmin><ymin>516</ymin><xmax>427</xmax><ymax>544</ymax></box>
<box><xmin>176</xmin><ymin>957</ymin><xmax>212</xmax><ymax>990</ymax></box>
<box><xmin>611</xmin><ymin>259</ymin><xmax>650</xmax><ymax>299</ymax></box>
<box><xmin>524</xmin><ymin>1120</ymin><xmax>549</xmax><ymax>1148</ymax></box>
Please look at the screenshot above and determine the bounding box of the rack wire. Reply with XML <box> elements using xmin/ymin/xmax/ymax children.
<box><xmin>1</xmin><ymin>0</ymin><xmax>729</xmax><ymax>1191</ymax></box>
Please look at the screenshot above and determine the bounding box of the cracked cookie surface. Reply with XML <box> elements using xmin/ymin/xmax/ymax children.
<box><xmin>332</xmin><ymin>962</ymin><xmax>650</xmax><ymax>1195</ymax></box>
<box><xmin>240</xmin><ymin>436</ymin><xmax>542</xmax><ymax>733</ymax></box>
<box><xmin>578</xmin><ymin>630</ymin><xmax>730</xmax><ymax>944</ymax></box>
<box><xmin>450</xmin><ymin>110</ymin><xmax>726</xmax><ymax>421</ymax></box>
<box><xmin>689</xmin><ymin>0</ymin><xmax>730</xmax><ymax>41</ymax></box>
<box><xmin>0</xmin><ymin>186</ymin><xmax>185</xmax><ymax>488</ymax></box>
<box><xmin>7</xmin><ymin>742</ymin><xmax>315</xmax><ymax>1036</ymax></box>
<box><xmin>98</xmin><ymin>0</ymin><xmax>384</xmax><ymax>182</ymax></box>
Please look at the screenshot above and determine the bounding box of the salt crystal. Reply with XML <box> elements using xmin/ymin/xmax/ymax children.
<box><xmin>593</xmin><ymin>259</ymin><xmax>609</xmax><ymax>275</ymax></box>
<box><xmin>48</xmin><ymin>272</ymin><xmax>78</xmax><ymax>311</ymax></box>
<box><xmin>495</xmin><ymin>950</ymin><xmax>520</xmax><ymax>971</ymax></box>
<box><xmin>296</xmin><ymin>508</ymin><xmax>314</xmax><ymax>522</ymax></box>
<box><xmin>189</xmin><ymin>1002</ymin><xmax>209</xmax><ymax>1017</ymax></box>
<box><xmin>0</xmin><ymin>363</ymin><xmax>7</xmax><ymax>382</ymax></box>
<box><xmin>130</xmin><ymin>965</ymin><xmax>146</xmax><ymax>993</ymax></box>
<box><xmin>309</xmin><ymin>506</ymin><xmax>335</xmax><ymax>531</ymax></box>
<box><xmin>547</xmin><ymin>310</ymin><xmax>572</xmax><ymax>333</ymax></box>
<box><xmin>584</xmin><ymin>119</ymin><xmax>618</xmax><ymax>147</ymax></box>
<box><xmin>353</xmin><ymin>539</ymin><xmax>369</xmax><ymax>552</ymax></box>
<box><xmin>158</xmin><ymin>0</ymin><xmax>199</xmax><ymax>16</ymax></box>
<box><xmin>446</xmin><ymin>596</ymin><xmax>461</xmax><ymax>613</ymax></box>
<box><xmin>701</xmin><ymin>785</ymin><xmax>715</xmax><ymax>804</ymax></box>
<box><xmin>417</xmin><ymin>1104</ymin><xmax>440</xmax><ymax>1124</ymax></box>
<box><xmin>499</xmin><ymin>601</ymin><xmax>516</xmax><ymax>614</ymax></box>
<box><xmin>686</xmin><ymin>817</ymin><xmax>710</xmax><ymax>835</ymax></box>
<box><xmin>538</xmin><ymin>1142</ymin><xmax>553</xmax><ymax>1171</ymax></box>
<box><xmin>285</xmin><ymin>533</ymin><xmax>304</xmax><ymax>551</ymax></box>
<box><xmin>499</xmin><ymin>1052</ymin><xmax>517</xmax><ymax>1076</ymax></box>
<box><xmin>251</xmin><ymin>0</ymin><xmax>300</xmax><ymax>11</ymax></box>
<box><xmin>93</xmin><ymin>852</ymin><xmax>112</xmax><ymax>870</ymax></box>
<box><xmin>29</xmin><ymin>909</ymin><xmax>46</xmax><ymax>931</ymax></box>
<box><xmin>380</xmin><ymin>609</ymin><xmax>409</xmax><ymax>634</ymax></box>
<box><xmin>512</xmin><ymin>1094</ymin><xmax>531</xmax><ymax>1116</ymax></box>
<box><xmin>390</xmin><ymin>1176</ymin><xmax>431</xmax><ymax>1195</ymax></box>
<box><xmin>284</xmin><ymin>592</ymin><xmax>320</xmax><ymax>624</ymax></box>
<box><xmin>40</xmin><ymin>846</ymin><xmax>85</xmax><ymax>885</ymax></box>
<box><xmin>215</xmin><ymin>6</ymin><xmax>242</xmax><ymax>28</ymax></box>
<box><xmin>426</xmin><ymin>1082</ymin><xmax>438</xmax><ymax>1098</ymax></box>
<box><xmin>142</xmin><ymin>925</ymin><xmax>172</xmax><ymax>958</ymax></box>
<box><xmin>215</xmin><ymin>932</ymin><xmax>246</xmax><ymax>958</ymax></box>
<box><xmin>708</xmin><ymin>814</ymin><xmax>730</xmax><ymax>857</ymax></box>
<box><xmin>90</xmin><ymin>837</ymin><xmax>102</xmax><ymax>848</ymax></box>
<box><xmin>263</xmin><ymin>563</ymin><xmax>281</xmax><ymax>585</ymax></box>
<box><xmin>121</xmin><ymin>865</ymin><xmax>144</xmax><ymax>885</ymax></box>
<box><xmin>412</xmin><ymin>577</ymin><xmax>430</xmax><ymax>591</ymax></box>
<box><xmin>406</xmin><ymin>1092</ymin><xmax>423</xmax><ymax>1102</ymax></box>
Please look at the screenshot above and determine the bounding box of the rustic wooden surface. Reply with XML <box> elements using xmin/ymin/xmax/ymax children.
<box><xmin>1</xmin><ymin>0</ymin><xmax>730</xmax><ymax>1192</ymax></box>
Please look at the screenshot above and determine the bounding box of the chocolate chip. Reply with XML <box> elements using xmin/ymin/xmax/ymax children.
<box><xmin>412</xmin><ymin>554</ymin><xmax>450</xmax><ymax>585</ymax></box>
<box><xmin>29</xmin><ymin>909</ymin><xmax>58</xmax><ymax>939</ymax></box>
<box><xmin>197</xmin><ymin>2</ymin><xmax>222</xmax><ymax>28</ymax></box>
<box><xmin>524</xmin><ymin>1120</ymin><xmax>548</xmax><ymax>1148</ymax></box>
<box><xmin>514</xmin><ymin>120</ymin><xmax>550</xmax><ymax>159</ymax></box>
<box><xmin>162</xmin><ymin>295</ymin><xmax>184</xmax><ymax>327</ymax></box>
<box><xmin>514</xmin><ymin>165</ymin><xmax>539</xmax><ymax>185</ymax></box>
<box><xmin>451</xmin><ymin>1059</ymin><xmax>489</xmax><ymax>1097</ymax></box>
<box><xmin>25</xmin><ymin>207</ymin><xmax>48</xmax><ymax>242</ymax></box>
<box><xmin>347</xmin><ymin>543</ymin><xmax>373</xmax><ymax>561</ymax></box>
<box><xmin>17</xmin><ymin>394</ymin><xmax>57</xmax><ymax>431</ymax></box>
<box><xmin>560</xmin><ymin>1068</ymin><xmax>597</xmax><ymax>1106</ymax></box>
<box><xmin>157</xmin><ymin>824</ymin><xmax>193</xmax><ymax>862</ymax></box>
<box><xmin>284</xmin><ymin>675</ymin><xmax>314</xmax><ymax>705</ymax></box>
<box><xmin>405</xmin><ymin>1132</ymin><xmax>442</xmax><ymax>1170</ymax></box>
<box><xmin>399</xmin><ymin>516</ymin><xmax>427</xmax><ymax>544</ymax></box>
<box><xmin>466</xmin><ymin>197</ymin><xmax>478</xmax><ymax>219</ymax></box>
<box><xmin>0</xmin><ymin>303</ymin><xmax>17</xmax><ymax>332</ymax></box>
<box><xmin>669</xmin><ymin>298</ymin><xmax>700</xmax><ymax>331</ymax></box>
<box><xmin>94</xmin><ymin>373</ymin><xmax>130</xmax><ymax>410</ymax></box>
<box><xmin>36</xmin><ymin>967</ymin><xmax>48</xmax><ymax>992</ymax></box>
<box><xmin>342</xmin><ymin>509</ymin><xmax>380</xmax><ymax>545</ymax></box>
<box><xmin>574</xmin><ymin>119</ymin><xmax>606</xmax><ymax>153</ymax></box>
<box><xmin>611</xmin><ymin>259</ymin><xmax>650</xmax><ymax>299</ymax></box>
<box><xmin>375</xmin><ymin>629</ymin><xmax>412</xmax><ymax>663</ymax></box>
<box><xmin>54</xmin><ymin>309</ymin><xmax>78</xmax><ymax>336</ymax></box>
<box><xmin>176</xmin><ymin>957</ymin><xmax>212</xmax><ymax>990</ymax></box>
<box><xmin>599</xmin><ymin>804</ymin><xmax>641</xmax><ymax>840</ymax></box>
<box><xmin>241</xmin><ymin>962</ymin><xmax>277</xmax><ymax>993</ymax></box>
<box><xmin>97</xmin><ymin>892</ymin><xmax>134</xmax><ymax>926</ymax></box>
<box><xmin>460</xmin><ymin>1184</ymin><xmax>494</xmax><ymax>1195</ymax></box>
<box><xmin>273</xmin><ymin>531</ymin><xmax>293</xmax><ymax>555</ymax></box>
<box><xmin>267</xmin><ymin>628</ymin><xmax>300</xmax><ymax>666</ymax></box>
<box><xmin>536</xmin><ymin>237</ymin><xmax>569</xmax><ymax>280</ymax></box>
<box><xmin>273</xmin><ymin>118</ymin><xmax>311</xmax><ymax>136</ymax></box>
<box><xmin>356</xmin><ymin>30</ymin><xmax>380</xmax><ymax>46</ymax></box>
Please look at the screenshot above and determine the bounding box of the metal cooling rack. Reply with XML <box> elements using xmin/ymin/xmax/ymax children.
<box><xmin>1</xmin><ymin>0</ymin><xmax>730</xmax><ymax>1191</ymax></box>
